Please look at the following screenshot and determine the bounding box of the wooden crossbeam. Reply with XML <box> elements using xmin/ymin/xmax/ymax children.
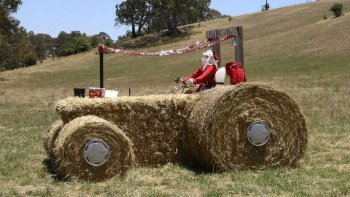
<box><xmin>206</xmin><ymin>27</ymin><xmax>238</xmax><ymax>40</ymax></box>
<box><xmin>206</xmin><ymin>26</ymin><xmax>244</xmax><ymax>67</ymax></box>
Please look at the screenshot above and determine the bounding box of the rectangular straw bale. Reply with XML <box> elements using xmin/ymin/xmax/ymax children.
<box><xmin>56</xmin><ymin>94</ymin><xmax>198</xmax><ymax>166</ymax></box>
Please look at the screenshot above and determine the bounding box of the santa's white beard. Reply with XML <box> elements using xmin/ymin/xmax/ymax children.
<box><xmin>201</xmin><ymin>57</ymin><xmax>209</xmax><ymax>68</ymax></box>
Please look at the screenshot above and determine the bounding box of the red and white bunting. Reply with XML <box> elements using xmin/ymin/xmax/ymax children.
<box><xmin>100</xmin><ymin>36</ymin><xmax>233</xmax><ymax>57</ymax></box>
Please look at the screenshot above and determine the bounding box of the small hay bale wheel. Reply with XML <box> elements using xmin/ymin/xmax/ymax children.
<box><xmin>187</xmin><ymin>83</ymin><xmax>308</xmax><ymax>171</ymax></box>
<box><xmin>55</xmin><ymin>115</ymin><xmax>135</xmax><ymax>181</ymax></box>
<box><xmin>44</xmin><ymin>120</ymin><xmax>63</xmax><ymax>158</ymax></box>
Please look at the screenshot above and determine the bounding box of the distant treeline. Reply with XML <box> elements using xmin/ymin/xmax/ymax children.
<box><xmin>0</xmin><ymin>29</ymin><xmax>113</xmax><ymax>71</ymax></box>
<box><xmin>1</xmin><ymin>0</ymin><xmax>228</xmax><ymax>71</ymax></box>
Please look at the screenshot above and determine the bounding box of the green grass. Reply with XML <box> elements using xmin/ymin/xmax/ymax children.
<box><xmin>0</xmin><ymin>0</ymin><xmax>350</xmax><ymax>196</ymax></box>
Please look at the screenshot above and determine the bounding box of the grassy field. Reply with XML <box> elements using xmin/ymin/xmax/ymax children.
<box><xmin>0</xmin><ymin>0</ymin><xmax>350</xmax><ymax>196</ymax></box>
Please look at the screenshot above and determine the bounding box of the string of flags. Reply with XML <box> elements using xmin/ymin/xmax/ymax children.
<box><xmin>98</xmin><ymin>36</ymin><xmax>233</xmax><ymax>57</ymax></box>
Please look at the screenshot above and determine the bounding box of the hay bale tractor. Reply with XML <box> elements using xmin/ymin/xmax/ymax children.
<box><xmin>44</xmin><ymin>83</ymin><xmax>308</xmax><ymax>181</ymax></box>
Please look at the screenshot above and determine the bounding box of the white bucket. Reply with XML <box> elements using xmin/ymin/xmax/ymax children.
<box><xmin>215</xmin><ymin>67</ymin><xmax>226</xmax><ymax>85</ymax></box>
<box><xmin>104</xmin><ymin>90</ymin><xmax>118</xmax><ymax>99</ymax></box>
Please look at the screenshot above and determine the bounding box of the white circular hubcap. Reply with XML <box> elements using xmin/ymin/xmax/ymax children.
<box><xmin>247</xmin><ymin>121</ymin><xmax>270</xmax><ymax>146</ymax></box>
<box><xmin>83</xmin><ymin>140</ymin><xmax>110</xmax><ymax>166</ymax></box>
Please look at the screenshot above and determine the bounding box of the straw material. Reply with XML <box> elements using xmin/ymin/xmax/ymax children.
<box><xmin>48</xmin><ymin>83</ymin><xmax>308</xmax><ymax>181</ymax></box>
<box><xmin>56</xmin><ymin>94</ymin><xmax>198</xmax><ymax>166</ymax></box>
<box><xmin>186</xmin><ymin>83</ymin><xmax>308</xmax><ymax>171</ymax></box>
<box><xmin>44</xmin><ymin>120</ymin><xmax>63</xmax><ymax>158</ymax></box>
<box><xmin>54</xmin><ymin>115</ymin><xmax>135</xmax><ymax>181</ymax></box>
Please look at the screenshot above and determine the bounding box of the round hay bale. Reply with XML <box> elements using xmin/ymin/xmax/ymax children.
<box><xmin>186</xmin><ymin>83</ymin><xmax>308</xmax><ymax>171</ymax></box>
<box><xmin>55</xmin><ymin>115</ymin><xmax>135</xmax><ymax>181</ymax></box>
<box><xmin>44</xmin><ymin>120</ymin><xmax>63</xmax><ymax>157</ymax></box>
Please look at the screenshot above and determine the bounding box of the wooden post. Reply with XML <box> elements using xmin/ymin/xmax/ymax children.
<box><xmin>212</xmin><ymin>39</ymin><xmax>221</xmax><ymax>67</ymax></box>
<box><xmin>98</xmin><ymin>45</ymin><xmax>105</xmax><ymax>88</ymax></box>
<box><xmin>235</xmin><ymin>26</ymin><xmax>244</xmax><ymax>67</ymax></box>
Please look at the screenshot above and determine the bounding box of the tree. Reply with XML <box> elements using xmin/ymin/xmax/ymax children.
<box><xmin>183</xmin><ymin>0</ymin><xmax>211</xmax><ymax>24</ymax></box>
<box><xmin>115</xmin><ymin>0</ymin><xmax>152</xmax><ymax>38</ymax></box>
<box><xmin>150</xmin><ymin>0</ymin><xmax>187</xmax><ymax>34</ymax></box>
<box><xmin>91</xmin><ymin>32</ymin><xmax>113</xmax><ymax>47</ymax></box>
<box><xmin>148</xmin><ymin>0</ymin><xmax>211</xmax><ymax>35</ymax></box>
<box><xmin>0</xmin><ymin>27</ymin><xmax>33</xmax><ymax>69</ymax></box>
<box><xmin>0</xmin><ymin>0</ymin><xmax>22</xmax><ymax>36</ymax></box>
<box><xmin>207</xmin><ymin>8</ymin><xmax>228</xmax><ymax>20</ymax></box>
<box><xmin>55</xmin><ymin>31</ymin><xmax>92</xmax><ymax>56</ymax></box>
<box><xmin>29</xmin><ymin>33</ymin><xmax>52</xmax><ymax>63</ymax></box>
<box><xmin>0</xmin><ymin>0</ymin><xmax>27</xmax><ymax>70</ymax></box>
<box><xmin>74</xmin><ymin>37</ymin><xmax>91</xmax><ymax>53</ymax></box>
<box><xmin>116</xmin><ymin>0</ymin><xmax>214</xmax><ymax>37</ymax></box>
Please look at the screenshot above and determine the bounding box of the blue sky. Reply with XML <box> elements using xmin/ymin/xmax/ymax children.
<box><xmin>13</xmin><ymin>0</ymin><xmax>311</xmax><ymax>40</ymax></box>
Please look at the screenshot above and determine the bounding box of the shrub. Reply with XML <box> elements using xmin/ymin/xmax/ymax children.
<box><xmin>74</xmin><ymin>37</ymin><xmax>91</xmax><ymax>53</ymax></box>
<box><xmin>61</xmin><ymin>47</ymin><xmax>76</xmax><ymax>56</ymax></box>
<box><xmin>330</xmin><ymin>3</ymin><xmax>343</xmax><ymax>17</ymax></box>
<box><xmin>323</xmin><ymin>14</ymin><xmax>328</xmax><ymax>20</ymax></box>
<box><xmin>24</xmin><ymin>52</ymin><xmax>38</xmax><ymax>66</ymax></box>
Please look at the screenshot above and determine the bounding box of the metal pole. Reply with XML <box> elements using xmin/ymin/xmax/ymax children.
<box><xmin>98</xmin><ymin>45</ymin><xmax>105</xmax><ymax>88</ymax></box>
<box><xmin>100</xmin><ymin>53</ymin><xmax>104</xmax><ymax>88</ymax></box>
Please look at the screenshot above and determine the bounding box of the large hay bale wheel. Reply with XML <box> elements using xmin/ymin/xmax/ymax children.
<box><xmin>44</xmin><ymin>120</ymin><xmax>63</xmax><ymax>158</ymax></box>
<box><xmin>187</xmin><ymin>83</ymin><xmax>308</xmax><ymax>171</ymax></box>
<box><xmin>54</xmin><ymin>115</ymin><xmax>135</xmax><ymax>181</ymax></box>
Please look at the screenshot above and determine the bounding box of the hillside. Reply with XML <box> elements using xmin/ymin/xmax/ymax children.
<box><xmin>1</xmin><ymin>0</ymin><xmax>349</xmax><ymax>95</ymax></box>
<box><xmin>0</xmin><ymin>0</ymin><xmax>349</xmax><ymax>196</ymax></box>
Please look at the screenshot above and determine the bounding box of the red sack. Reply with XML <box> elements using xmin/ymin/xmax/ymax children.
<box><xmin>225</xmin><ymin>61</ymin><xmax>246</xmax><ymax>85</ymax></box>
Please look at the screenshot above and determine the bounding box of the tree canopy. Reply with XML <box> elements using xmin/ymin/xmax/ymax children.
<box><xmin>115</xmin><ymin>0</ymin><xmax>152</xmax><ymax>38</ymax></box>
<box><xmin>0</xmin><ymin>0</ymin><xmax>26</xmax><ymax>70</ymax></box>
<box><xmin>0</xmin><ymin>0</ymin><xmax>22</xmax><ymax>36</ymax></box>
<box><xmin>115</xmin><ymin>0</ymin><xmax>227</xmax><ymax>37</ymax></box>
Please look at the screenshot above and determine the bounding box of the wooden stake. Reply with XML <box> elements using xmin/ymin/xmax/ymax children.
<box><xmin>235</xmin><ymin>26</ymin><xmax>244</xmax><ymax>67</ymax></box>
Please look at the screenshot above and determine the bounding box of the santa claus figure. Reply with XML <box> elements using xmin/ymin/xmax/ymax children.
<box><xmin>181</xmin><ymin>50</ymin><xmax>218</xmax><ymax>93</ymax></box>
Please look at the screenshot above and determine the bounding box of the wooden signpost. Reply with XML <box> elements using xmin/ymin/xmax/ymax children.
<box><xmin>206</xmin><ymin>26</ymin><xmax>244</xmax><ymax>67</ymax></box>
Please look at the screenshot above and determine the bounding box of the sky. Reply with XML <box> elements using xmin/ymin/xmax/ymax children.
<box><xmin>13</xmin><ymin>0</ymin><xmax>312</xmax><ymax>41</ymax></box>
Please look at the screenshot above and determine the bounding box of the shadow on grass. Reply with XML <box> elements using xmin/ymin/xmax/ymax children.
<box><xmin>42</xmin><ymin>158</ymin><xmax>70</xmax><ymax>182</ymax></box>
<box><xmin>0</xmin><ymin>77</ymin><xmax>10</xmax><ymax>81</ymax></box>
<box><xmin>182</xmin><ymin>161</ymin><xmax>301</xmax><ymax>176</ymax></box>
<box><xmin>42</xmin><ymin>156</ymin><xmax>302</xmax><ymax>182</ymax></box>
<box><xmin>179</xmin><ymin>147</ymin><xmax>301</xmax><ymax>176</ymax></box>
